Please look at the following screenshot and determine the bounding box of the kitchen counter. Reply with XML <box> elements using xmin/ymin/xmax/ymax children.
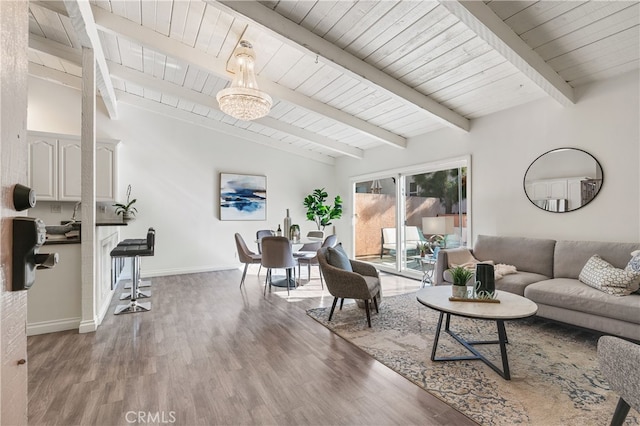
<box><xmin>44</xmin><ymin>237</ymin><xmax>80</xmax><ymax>245</ymax></box>
<box><xmin>96</xmin><ymin>222</ymin><xmax>128</xmax><ymax>226</ymax></box>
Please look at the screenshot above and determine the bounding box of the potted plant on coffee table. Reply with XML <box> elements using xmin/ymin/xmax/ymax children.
<box><xmin>449</xmin><ymin>266</ymin><xmax>473</xmax><ymax>298</ymax></box>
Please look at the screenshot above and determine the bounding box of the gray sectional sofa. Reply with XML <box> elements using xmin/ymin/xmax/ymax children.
<box><xmin>434</xmin><ymin>235</ymin><xmax>640</xmax><ymax>341</ymax></box>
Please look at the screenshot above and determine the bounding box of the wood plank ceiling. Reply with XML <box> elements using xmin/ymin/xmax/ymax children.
<box><xmin>28</xmin><ymin>0</ymin><xmax>640</xmax><ymax>164</ymax></box>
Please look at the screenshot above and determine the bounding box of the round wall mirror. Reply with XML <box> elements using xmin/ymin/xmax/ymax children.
<box><xmin>523</xmin><ymin>148</ymin><xmax>603</xmax><ymax>213</ymax></box>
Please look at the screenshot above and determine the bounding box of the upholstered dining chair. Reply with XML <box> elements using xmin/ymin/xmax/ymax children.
<box><xmin>234</xmin><ymin>233</ymin><xmax>262</xmax><ymax>288</ymax></box>
<box><xmin>261</xmin><ymin>236</ymin><xmax>298</xmax><ymax>296</ymax></box>
<box><xmin>597</xmin><ymin>336</ymin><xmax>640</xmax><ymax>426</ymax></box>
<box><xmin>255</xmin><ymin>229</ymin><xmax>274</xmax><ymax>276</ymax></box>
<box><xmin>317</xmin><ymin>246</ymin><xmax>381</xmax><ymax>327</ymax></box>
<box><xmin>297</xmin><ymin>234</ymin><xmax>338</xmax><ymax>287</ymax></box>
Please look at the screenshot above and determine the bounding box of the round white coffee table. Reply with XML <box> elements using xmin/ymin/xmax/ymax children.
<box><xmin>416</xmin><ymin>286</ymin><xmax>538</xmax><ymax>380</ymax></box>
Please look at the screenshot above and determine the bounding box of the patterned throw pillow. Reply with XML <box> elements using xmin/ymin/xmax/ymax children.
<box><xmin>625</xmin><ymin>252</ymin><xmax>640</xmax><ymax>274</ymax></box>
<box><xmin>579</xmin><ymin>254</ymin><xmax>640</xmax><ymax>296</ymax></box>
<box><xmin>327</xmin><ymin>245</ymin><xmax>352</xmax><ymax>272</ymax></box>
<box><xmin>624</xmin><ymin>251</ymin><xmax>640</xmax><ymax>294</ymax></box>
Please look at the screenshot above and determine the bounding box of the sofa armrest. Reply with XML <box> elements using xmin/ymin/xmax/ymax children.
<box><xmin>434</xmin><ymin>250</ymin><xmax>449</xmax><ymax>285</ymax></box>
<box><xmin>434</xmin><ymin>247</ymin><xmax>480</xmax><ymax>285</ymax></box>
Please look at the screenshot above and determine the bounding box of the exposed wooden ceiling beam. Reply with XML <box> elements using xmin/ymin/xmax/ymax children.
<box><xmin>27</xmin><ymin>60</ymin><xmax>334</xmax><ymax>165</ymax></box>
<box><xmin>212</xmin><ymin>0</ymin><xmax>470</xmax><ymax>132</ymax></box>
<box><xmin>29</xmin><ymin>62</ymin><xmax>82</xmax><ymax>90</ymax></box>
<box><xmin>438</xmin><ymin>0</ymin><xmax>575</xmax><ymax>106</ymax></box>
<box><xmin>109</xmin><ymin>62</ymin><xmax>364</xmax><ymax>159</ymax></box>
<box><xmin>89</xmin><ymin>5</ymin><xmax>406</xmax><ymax>149</ymax></box>
<box><xmin>116</xmin><ymin>91</ymin><xmax>335</xmax><ymax>165</ymax></box>
<box><xmin>28</xmin><ymin>34</ymin><xmax>363</xmax><ymax>159</ymax></box>
<box><xmin>62</xmin><ymin>0</ymin><xmax>118</xmax><ymax>118</ymax></box>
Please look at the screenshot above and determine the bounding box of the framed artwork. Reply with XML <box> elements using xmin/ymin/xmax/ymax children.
<box><xmin>220</xmin><ymin>173</ymin><xmax>267</xmax><ymax>221</ymax></box>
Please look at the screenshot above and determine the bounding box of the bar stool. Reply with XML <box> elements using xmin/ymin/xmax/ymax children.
<box><xmin>111</xmin><ymin>228</ymin><xmax>155</xmax><ymax>314</ymax></box>
<box><xmin>119</xmin><ymin>228</ymin><xmax>154</xmax><ymax>290</ymax></box>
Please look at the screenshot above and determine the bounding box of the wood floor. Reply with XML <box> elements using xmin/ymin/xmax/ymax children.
<box><xmin>27</xmin><ymin>266</ymin><xmax>476</xmax><ymax>425</ymax></box>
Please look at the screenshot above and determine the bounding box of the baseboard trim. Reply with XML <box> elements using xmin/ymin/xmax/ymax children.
<box><xmin>141</xmin><ymin>265</ymin><xmax>238</xmax><ymax>278</ymax></box>
<box><xmin>79</xmin><ymin>318</ymin><xmax>97</xmax><ymax>333</ymax></box>
<box><xmin>27</xmin><ymin>317</ymin><xmax>81</xmax><ymax>336</ymax></box>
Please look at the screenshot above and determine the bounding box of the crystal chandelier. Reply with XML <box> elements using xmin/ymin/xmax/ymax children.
<box><xmin>216</xmin><ymin>40</ymin><xmax>272</xmax><ymax>121</ymax></box>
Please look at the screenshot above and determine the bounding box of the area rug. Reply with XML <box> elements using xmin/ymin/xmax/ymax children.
<box><xmin>306</xmin><ymin>292</ymin><xmax>639</xmax><ymax>426</ymax></box>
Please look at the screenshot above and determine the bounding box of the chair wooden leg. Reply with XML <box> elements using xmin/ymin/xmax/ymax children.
<box><xmin>318</xmin><ymin>266</ymin><xmax>324</xmax><ymax>289</ymax></box>
<box><xmin>257</xmin><ymin>264</ymin><xmax>262</xmax><ymax>277</ymax></box>
<box><xmin>364</xmin><ymin>299</ymin><xmax>371</xmax><ymax>327</ymax></box>
<box><xmin>610</xmin><ymin>397</ymin><xmax>630</xmax><ymax>426</ymax></box>
<box><xmin>240</xmin><ymin>263</ymin><xmax>249</xmax><ymax>288</ymax></box>
<box><xmin>373</xmin><ymin>294</ymin><xmax>379</xmax><ymax>313</ymax></box>
<box><xmin>328</xmin><ymin>297</ymin><xmax>339</xmax><ymax>322</ymax></box>
<box><xmin>339</xmin><ymin>298</ymin><xmax>344</xmax><ymax>310</ymax></box>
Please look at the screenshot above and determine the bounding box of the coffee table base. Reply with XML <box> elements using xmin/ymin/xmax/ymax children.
<box><xmin>431</xmin><ymin>312</ymin><xmax>511</xmax><ymax>380</ymax></box>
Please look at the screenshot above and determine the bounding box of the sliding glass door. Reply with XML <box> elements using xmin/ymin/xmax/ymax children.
<box><xmin>354</xmin><ymin>157</ymin><xmax>470</xmax><ymax>280</ymax></box>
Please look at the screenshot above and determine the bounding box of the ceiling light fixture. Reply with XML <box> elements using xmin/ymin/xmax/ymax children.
<box><xmin>216</xmin><ymin>40</ymin><xmax>272</xmax><ymax>121</ymax></box>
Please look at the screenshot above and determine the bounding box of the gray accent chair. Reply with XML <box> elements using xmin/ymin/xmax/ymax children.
<box><xmin>234</xmin><ymin>233</ymin><xmax>261</xmax><ymax>288</ymax></box>
<box><xmin>597</xmin><ymin>336</ymin><xmax>640</xmax><ymax>426</ymax></box>
<box><xmin>317</xmin><ymin>246</ymin><xmax>381</xmax><ymax>327</ymax></box>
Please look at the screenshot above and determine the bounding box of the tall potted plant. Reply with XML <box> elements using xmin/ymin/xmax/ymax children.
<box><xmin>113</xmin><ymin>184</ymin><xmax>137</xmax><ymax>222</ymax></box>
<box><xmin>303</xmin><ymin>188</ymin><xmax>342</xmax><ymax>231</ymax></box>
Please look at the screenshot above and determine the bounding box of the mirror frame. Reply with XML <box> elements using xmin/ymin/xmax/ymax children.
<box><xmin>523</xmin><ymin>148</ymin><xmax>603</xmax><ymax>213</ymax></box>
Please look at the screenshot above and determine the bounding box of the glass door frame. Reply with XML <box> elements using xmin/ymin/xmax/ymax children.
<box><xmin>351</xmin><ymin>155</ymin><xmax>471</xmax><ymax>280</ymax></box>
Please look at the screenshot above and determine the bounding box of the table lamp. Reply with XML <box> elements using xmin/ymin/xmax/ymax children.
<box><xmin>422</xmin><ymin>216</ymin><xmax>454</xmax><ymax>249</ymax></box>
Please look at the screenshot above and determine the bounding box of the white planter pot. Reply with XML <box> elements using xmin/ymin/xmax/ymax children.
<box><xmin>452</xmin><ymin>285</ymin><xmax>468</xmax><ymax>298</ymax></box>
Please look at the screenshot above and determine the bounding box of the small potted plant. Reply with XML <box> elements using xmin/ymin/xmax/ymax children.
<box><xmin>449</xmin><ymin>266</ymin><xmax>474</xmax><ymax>298</ymax></box>
<box><xmin>113</xmin><ymin>184</ymin><xmax>137</xmax><ymax>222</ymax></box>
<box><xmin>418</xmin><ymin>242</ymin><xmax>429</xmax><ymax>257</ymax></box>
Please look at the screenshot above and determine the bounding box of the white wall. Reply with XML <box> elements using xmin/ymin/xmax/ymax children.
<box><xmin>28</xmin><ymin>77</ymin><xmax>336</xmax><ymax>276</ymax></box>
<box><xmin>334</xmin><ymin>71</ymin><xmax>640</xmax><ymax>251</ymax></box>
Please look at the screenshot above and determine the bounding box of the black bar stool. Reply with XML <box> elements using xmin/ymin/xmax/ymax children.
<box><xmin>119</xmin><ymin>228</ymin><xmax>154</xmax><ymax>290</ymax></box>
<box><xmin>111</xmin><ymin>228</ymin><xmax>155</xmax><ymax>315</ymax></box>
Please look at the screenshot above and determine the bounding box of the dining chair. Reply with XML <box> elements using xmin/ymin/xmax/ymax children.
<box><xmin>261</xmin><ymin>236</ymin><xmax>298</xmax><ymax>296</ymax></box>
<box><xmin>234</xmin><ymin>233</ymin><xmax>262</xmax><ymax>288</ymax></box>
<box><xmin>297</xmin><ymin>234</ymin><xmax>338</xmax><ymax>288</ymax></box>
<box><xmin>255</xmin><ymin>229</ymin><xmax>274</xmax><ymax>276</ymax></box>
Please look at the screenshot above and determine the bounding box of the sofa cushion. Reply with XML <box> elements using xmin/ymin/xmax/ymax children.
<box><xmin>524</xmin><ymin>278</ymin><xmax>640</xmax><ymax>324</ymax></box>
<box><xmin>625</xmin><ymin>252</ymin><xmax>640</xmax><ymax>273</ymax></box>
<box><xmin>579</xmin><ymin>255</ymin><xmax>640</xmax><ymax>296</ymax></box>
<box><xmin>327</xmin><ymin>245</ymin><xmax>352</xmax><ymax>272</ymax></box>
<box><xmin>554</xmin><ymin>240</ymin><xmax>640</xmax><ymax>279</ymax></box>
<box><xmin>495</xmin><ymin>271</ymin><xmax>551</xmax><ymax>297</ymax></box>
<box><xmin>473</xmin><ymin>235</ymin><xmax>555</xmax><ymax>277</ymax></box>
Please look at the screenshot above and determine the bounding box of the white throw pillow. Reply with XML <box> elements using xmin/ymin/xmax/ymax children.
<box><xmin>579</xmin><ymin>254</ymin><xmax>640</xmax><ymax>296</ymax></box>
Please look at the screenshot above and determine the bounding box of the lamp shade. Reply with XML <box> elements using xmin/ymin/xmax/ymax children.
<box><xmin>422</xmin><ymin>216</ymin><xmax>454</xmax><ymax>235</ymax></box>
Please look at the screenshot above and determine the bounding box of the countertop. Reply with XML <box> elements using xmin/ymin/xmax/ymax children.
<box><xmin>96</xmin><ymin>222</ymin><xmax>127</xmax><ymax>226</ymax></box>
<box><xmin>44</xmin><ymin>237</ymin><xmax>80</xmax><ymax>245</ymax></box>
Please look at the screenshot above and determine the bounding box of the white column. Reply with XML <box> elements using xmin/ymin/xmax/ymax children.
<box><xmin>0</xmin><ymin>1</ymin><xmax>29</xmax><ymax>424</ymax></box>
<box><xmin>79</xmin><ymin>46</ymin><xmax>97</xmax><ymax>333</ymax></box>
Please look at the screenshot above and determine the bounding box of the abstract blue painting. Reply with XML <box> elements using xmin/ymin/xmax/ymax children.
<box><xmin>220</xmin><ymin>173</ymin><xmax>267</xmax><ymax>221</ymax></box>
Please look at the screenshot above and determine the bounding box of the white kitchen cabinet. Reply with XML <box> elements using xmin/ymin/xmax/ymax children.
<box><xmin>28</xmin><ymin>131</ymin><xmax>119</xmax><ymax>201</ymax></box>
<box><xmin>28</xmin><ymin>136</ymin><xmax>58</xmax><ymax>200</ymax></box>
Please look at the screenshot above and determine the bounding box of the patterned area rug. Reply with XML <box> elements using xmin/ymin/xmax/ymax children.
<box><xmin>306</xmin><ymin>292</ymin><xmax>639</xmax><ymax>426</ymax></box>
